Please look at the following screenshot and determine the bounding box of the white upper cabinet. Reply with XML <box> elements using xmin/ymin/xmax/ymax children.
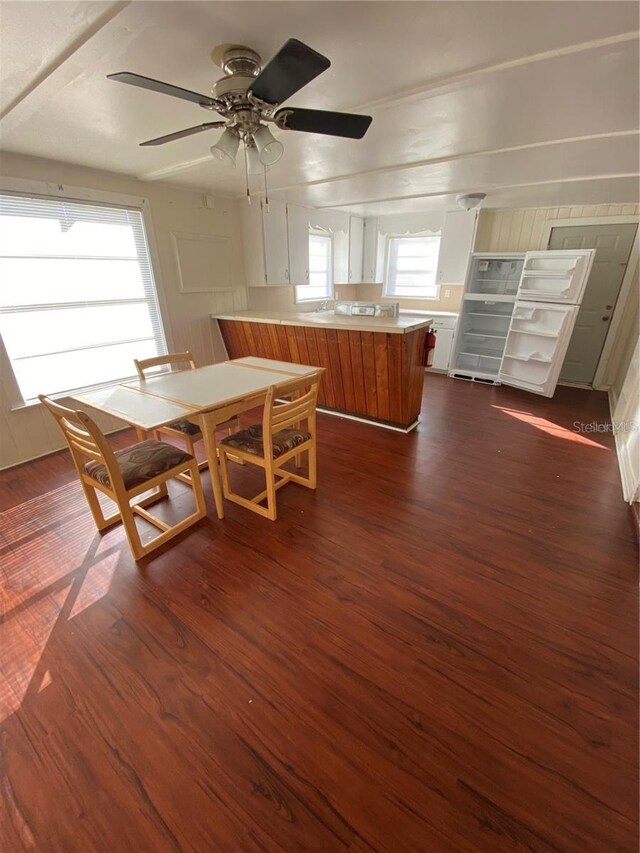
<box><xmin>286</xmin><ymin>203</ymin><xmax>310</xmax><ymax>286</ymax></box>
<box><xmin>241</xmin><ymin>203</ymin><xmax>369</xmax><ymax>288</ymax></box>
<box><xmin>262</xmin><ymin>199</ymin><xmax>290</xmax><ymax>285</ymax></box>
<box><xmin>332</xmin><ymin>213</ymin><xmax>364</xmax><ymax>284</ymax></box>
<box><xmin>348</xmin><ymin>216</ymin><xmax>364</xmax><ymax>283</ymax></box>
<box><xmin>362</xmin><ymin>217</ymin><xmax>381</xmax><ymax>282</ymax></box>
<box><xmin>437</xmin><ymin>210</ymin><xmax>479</xmax><ymax>286</ymax></box>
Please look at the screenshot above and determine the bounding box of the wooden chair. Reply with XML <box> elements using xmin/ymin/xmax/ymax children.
<box><xmin>133</xmin><ymin>351</ymin><xmax>239</xmax><ymax>472</ymax></box>
<box><xmin>39</xmin><ymin>395</ymin><xmax>207</xmax><ymax>561</ymax></box>
<box><xmin>218</xmin><ymin>373</ymin><xmax>321</xmax><ymax>521</ymax></box>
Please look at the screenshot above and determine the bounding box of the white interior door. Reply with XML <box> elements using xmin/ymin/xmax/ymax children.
<box><xmin>548</xmin><ymin>223</ymin><xmax>638</xmax><ymax>385</ymax></box>
<box><xmin>499</xmin><ymin>301</ymin><xmax>579</xmax><ymax>397</ymax></box>
<box><xmin>518</xmin><ymin>250</ymin><xmax>594</xmax><ymax>303</ymax></box>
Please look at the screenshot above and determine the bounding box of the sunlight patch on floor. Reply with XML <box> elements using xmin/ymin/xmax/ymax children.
<box><xmin>492</xmin><ymin>405</ymin><xmax>608</xmax><ymax>448</ymax></box>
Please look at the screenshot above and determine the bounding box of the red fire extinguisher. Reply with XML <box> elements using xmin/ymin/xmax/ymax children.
<box><xmin>424</xmin><ymin>329</ymin><xmax>437</xmax><ymax>367</ymax></box>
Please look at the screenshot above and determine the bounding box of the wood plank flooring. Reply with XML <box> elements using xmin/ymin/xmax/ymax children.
<box><xmin>0</xmin><ymin>374</ymin><xmax>637</xmax><ymax>852</ymax></box>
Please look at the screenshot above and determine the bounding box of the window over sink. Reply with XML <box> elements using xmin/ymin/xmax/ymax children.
<box><xmin>0</xmin><ymin>192</ymin><xmax>167</xmax><ymax>404</ymax></box>
<box><xmin>384</xmin><ymin>234</ymin><xmax>441</xmax><ymax>299</ymax></box>
<box><xmin>295</xmin><ymin>232</ymin><xmax>333</xmax><ymax>303</ymax></box>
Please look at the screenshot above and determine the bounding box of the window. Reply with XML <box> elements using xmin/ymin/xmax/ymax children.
<box><xmin>295</xmin><ymin>232</ymin><xmax>333</xmax><ymax>303</ymax></box>
<box><xmin>384</xmin><ymin>234</ymin><xmax>441</xmax><ymax>299</ymax></box>
<box><xmin>0</xmin><ymin>193</ymin><xmax>167</xmax><ymax>404</ymax></box>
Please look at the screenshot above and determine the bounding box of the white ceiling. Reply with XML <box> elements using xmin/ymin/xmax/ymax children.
<box><xmin>0</xmin><ymin>1</ymin><xmax>638</xmax><ymax>214</ymax></box>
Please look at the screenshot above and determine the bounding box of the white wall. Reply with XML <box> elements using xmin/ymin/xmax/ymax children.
<box><xmin>0</xmin><ymin>152</ymin><xmax>248</xmax><ymax>469</ymax></box>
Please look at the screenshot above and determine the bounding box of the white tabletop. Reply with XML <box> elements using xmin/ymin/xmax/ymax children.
<box><xmin>124</xmin><ymin>361</ymin><xmax>319</xmax><ymax>411</ymax></box>
<box><xmin>73</xmin><ymin>384</ymin><xmax>198</xmax><ymax>430</ymax></box>
<box><xmin>232</xmin><ymin>356</ymin><xmax>320</xmax><ymax>375</ymax></box>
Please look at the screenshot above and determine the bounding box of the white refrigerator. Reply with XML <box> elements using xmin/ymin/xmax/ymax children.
<box><xmin>498</xmin><ymin>250</ymin><xmax>595</xmax><ymax>397</ymax></box>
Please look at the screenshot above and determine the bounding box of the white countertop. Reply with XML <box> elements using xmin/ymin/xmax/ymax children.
<box><xmin>399</xmin><ymin>309</ymin><xmax>459</xmax><ymax>318</ymax></box>
<box><xmin>212</xmin><ymin>310</ymin><xmax>432</xmax><ymax>334</ymax></box>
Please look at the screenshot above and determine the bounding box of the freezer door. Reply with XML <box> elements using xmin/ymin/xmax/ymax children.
<box><xmin>517</xmin><ymin>249</ymin><xmax>595</xmax><ymax>303</ymax></box>
<box><xmin>499</xmin><ymin>301</ymin><xmax>579</xmax><ymax>397</ymax></box>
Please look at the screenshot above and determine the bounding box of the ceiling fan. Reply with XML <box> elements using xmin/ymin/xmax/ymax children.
<box><xmin>107</xmin><ymin>38</ymin><xmax>373</xmax><ymax>182</ymax></box>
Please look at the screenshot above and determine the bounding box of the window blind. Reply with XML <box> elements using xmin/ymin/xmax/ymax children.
<box><xmin>385</xmin><ymin>235</ymin><xmax>441</xmax><ymax>298</ymax></box>
<box><xmin>0</xmin><ymin>192</ymin><xmax>167</xmax><ymax>403</ymax></box>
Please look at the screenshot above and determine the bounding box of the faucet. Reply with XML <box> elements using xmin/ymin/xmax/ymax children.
<box><xmin>315</xmin><ymin>300</ymin><xmax>331</xmax><ymax>313</ymax></box>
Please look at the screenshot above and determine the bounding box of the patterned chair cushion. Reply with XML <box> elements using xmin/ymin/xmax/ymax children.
<box><xmin>167</xmin><ymin>417</ymin><xmax>236</xmax><ymax>437</ymax></box>
<box><xmin>168</xmin><ymin>419</ymin><xmax>201</xmax><ymax>436</ymax></box>
<box><xmin>84</xmin><ymin>439</ymin><xmax>193</xmax><ymax>491</ymax></box>
<box><xmin>221</xmin><ymin>424</ymin><xmax>311</xmax><ymax>459</ymax></box>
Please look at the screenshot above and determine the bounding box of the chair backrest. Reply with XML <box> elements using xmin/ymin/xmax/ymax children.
<box><xmin>134</xmin><ymin>351</ymin><xmax>197</xmax><ymax>380</ymax></box>
<box><xmin>39</xmin><ymin>395</ymin><xmax>124</xmax><ymax>492</ymax></box>
<box><xmin>262</xmin><ymin>373</ymin><xmax>321</xmax><ymax>453</ymax></box>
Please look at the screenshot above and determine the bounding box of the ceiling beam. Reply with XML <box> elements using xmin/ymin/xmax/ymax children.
<box><xmin>267</xmin><ymin>130</ymin><xmax>640</xmax><ymax>195</ymax></box>
<box><xmin>313</xmin><ymin>173</ymin><xmax>640</xmax><ymax>210</ymax></box>
<box><xmin>0</xmin><ymin>1</ymin><xmax>131</xmax><ymax>122</ymax></box>
<box><xmin>346</xmin><ymin>31</ymin><xmax>639</xmax><ymax>115</ymax></box>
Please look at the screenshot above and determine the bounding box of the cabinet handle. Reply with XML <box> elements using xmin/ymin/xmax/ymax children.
<box><xmin>285</xmin><ymin>269</ymin><xmax>289</xmax><ymax>280</ymax></box>
<box><xmin>349</xmin><ymin>269</ymin><xmax>352</xmax><ymax>281</ymax></box>
<box><xmin>305</xmin><ymin>270</ymin><xmax>309</xmax><ymax>280</ymax></box>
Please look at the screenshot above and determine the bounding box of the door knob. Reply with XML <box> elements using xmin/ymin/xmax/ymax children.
<box><xmin>605</xmin><ymin>304</ymin><xmax>613</xmax><ymax>310</ymax></box>
<box><xmin>602</xmin><ymin>316</ymin><xmax>610</xmax><ymax>321</ymax></box>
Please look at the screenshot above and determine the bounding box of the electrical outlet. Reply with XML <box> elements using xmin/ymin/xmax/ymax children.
<box><xmin>444</xmin><ymin>288</ymin><xmax>451</xmax><ymax>299</ymax></box>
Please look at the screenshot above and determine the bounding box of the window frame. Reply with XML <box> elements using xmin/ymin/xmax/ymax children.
<box><xmin>0</xmin><ymin>180</ymin><xmax>171</xmax><ymax>409</ymax></box>
<box><xmin>294</xmin><ymin>229</ymin><xmax>334</xmax><ymax>304</ymax></box>
<box><xmin>383</xmin><ymin>233</ymin><xmax>442</xmax><ymax>300</ymax></box>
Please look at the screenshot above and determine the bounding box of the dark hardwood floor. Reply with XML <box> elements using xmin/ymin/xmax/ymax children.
<box><xmin>1</xmin><ymin>374</ymin><xmax>637</xmax><ymax>852</ymax></box>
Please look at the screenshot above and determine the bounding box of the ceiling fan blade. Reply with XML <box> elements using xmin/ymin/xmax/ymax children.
<box><xmin>275</xmin><ymin>108</ymin><xmax>372</xmax><ymax>139</ymax></box>
<box><xmin>248</xmin><ymin>39</ymin><xmax>330</xmax><ymax>105</ymax></box>
<box><xmin>107</xmin><ymin>72</ymin><xmax>219</xmax><ymax>108</ymax></box>
<box><xmin>140</xmin><ymin>122</ymin><xmax>227</xmax><ymax>146</ymax></box>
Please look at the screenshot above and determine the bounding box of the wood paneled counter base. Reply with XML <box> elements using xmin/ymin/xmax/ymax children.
<box><xmin>218</xmin><ymin>319</ymin><xmax>427</xmax><ymax>430</ymax></box>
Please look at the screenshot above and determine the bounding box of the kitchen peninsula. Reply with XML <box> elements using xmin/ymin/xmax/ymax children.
<box><xmin>213</xmin><ymin>311</ymin><xmax>432</xmax><ymax>431</ymax></box>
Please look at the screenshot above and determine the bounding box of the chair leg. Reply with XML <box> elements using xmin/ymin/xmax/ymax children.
<box><xmin>119</xmin><ymin>501</ymin><xmax>146</xmax><ymax>561</ymax></box>
<box><xmin>219</xmin><ymin>447</ymin><xmax>232</xmax><ymax>498</ymax></box>
<box><xmin>308</xmin><ymin>442</ymin><xmax>317</xmax><ymax>489</ymax></box>
<box><xmin>80</xmin><ymin>480</ymin><xmax>120</xmax><ymax>531</ymax></box>
<box><xmin>265</xmin><ymin>460</ymin><xmax>278</xmax><ymax>521</ymax></box>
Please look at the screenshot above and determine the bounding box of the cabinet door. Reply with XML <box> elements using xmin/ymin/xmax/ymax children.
<box><xmin>287</xmin><ymin>204</ymin><xmax>310</xmax><ymax>285</ymax></box>
<box><xmin>329</xmin><ymin>211</ymin><xmax>350</xmax><ymax>284</ymax></box>
<box><xmin>241</xmin><ymin>201</ymin><xmax>267</xmax><ymax>287</ymax></box>
<box><xmin>348</xmin><ymin>216</ymin><xmax>364</xmax><ymax>283</ymax></box>
<box><xmin>362</xmin><ymin>217</ymin><xmax>380</xmax><ymax>282</ymax></box>
<box><xmin>499</xmin><ymin>301</ymin><xmax>579</xmax><ymax>396</ymax></box>
<box><xmin>438</xmin><ymin>210</ymin><xmax>478</xmax><ymax>286</ymax></box>
<box><xmin>431</xmin><ymin>327</ymin><xmax>455</xmax><ymax>371</ymax></box>
<box><xmin>262</xmin><ymin>199</ymin><xmax>290</xmax><ymax>285</ymax></box>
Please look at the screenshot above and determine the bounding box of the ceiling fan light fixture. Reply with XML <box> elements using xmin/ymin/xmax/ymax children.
<box><xmin>210</xmin><ymin>128</ymin><xmax>239</xmax><ymax>164</ymax></box>
<box><xmin>246</xmin><ymin>142</ymin><xmax>268</xmax><ymax>175</ymax></box>
<box><xmin>253</xmin><ymin>125</ymin><xmax>284</xmax><ymax>166</ymax></box>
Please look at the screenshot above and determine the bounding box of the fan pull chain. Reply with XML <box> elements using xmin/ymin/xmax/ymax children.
<box><xmin>263</xmin><ymin>165</ymin><xmax>270</xmax><ymax>212</ymax></box>
<box><xmin>243</xmin><ymin>143</ymin><xmax>251</xmax><ymax>205</ymax></box>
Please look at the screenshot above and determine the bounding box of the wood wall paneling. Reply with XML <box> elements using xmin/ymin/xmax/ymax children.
<box><xmin>218</xmin><ymin>320</ymin><xmax>426</xmax><ymax>428</ymax></box>
<box><xmin>475</xmin><ymin>204</ymin><xmax>640</xmax><ymax>253</ymax></box>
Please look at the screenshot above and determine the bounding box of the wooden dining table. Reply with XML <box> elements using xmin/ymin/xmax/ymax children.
<box><xmin>72</xmin><ymin>356</ymin><xmax>322</xmax><ymax>519</ymax></box>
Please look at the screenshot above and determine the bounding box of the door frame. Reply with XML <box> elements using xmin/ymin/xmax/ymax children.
<box><xmin>542</xmin><ymin>216</ymin><xmax>639</xmax><ymax>391</ymax></box>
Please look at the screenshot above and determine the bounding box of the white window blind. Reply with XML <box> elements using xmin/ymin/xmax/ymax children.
<box><xmin>295</xmin><ymin>233</ymin><xmax>333</xmax><ymax>302</ymax></box>
<box><xmin>0</xmin><ymin>193</ymin><xmax>167</xmax><ymax>403</ymax></box>
<box><xmin>385</xmin><ymin>235</ymin><xmax>441</xmax><ymax>298</ymax></box>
